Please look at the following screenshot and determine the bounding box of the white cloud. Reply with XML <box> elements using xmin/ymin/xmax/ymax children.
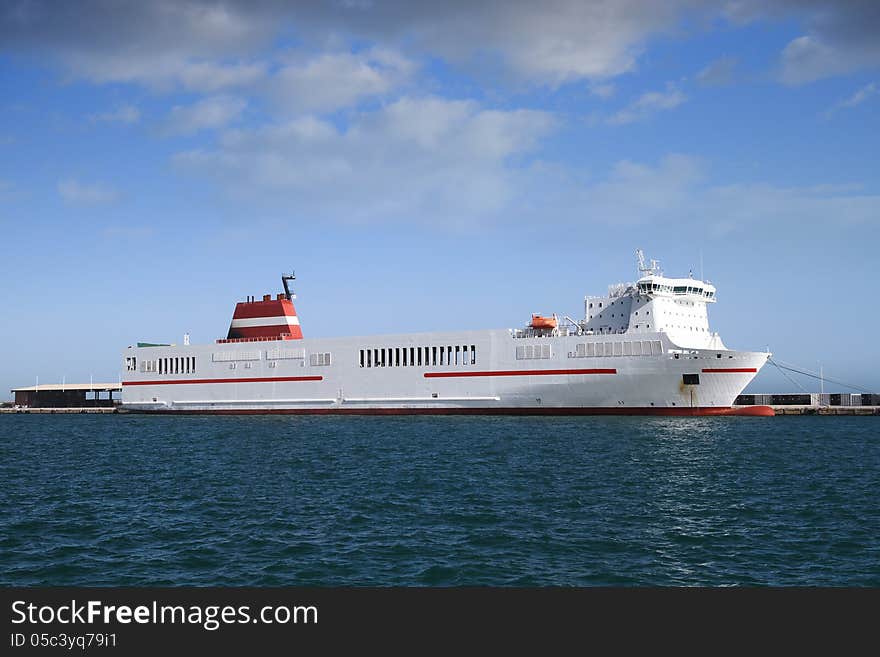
<box><xmin>173</xmin><ymin>126</ymin><xmax>880</xmax><ymax>236</ymax></box>
<box><xmin>7</xmin><ymin>1</ymin><xmax>880</xmax><ymax>91</ymax></box>
<box><xmin>0</xmin><ymin>1</ymin><xmax>702</xmax><ymax>89</ymax></box>
<box><xmin>825</xmin><ymin>81</ymin><xmax>877</xmax><ymax>116</ymax></box>
<box><xmin>698</xmin><ymin>182</ymin><xmax>880</xmax><ymax>237</ymax></box>
<box><xmin>176</xmin><ymin>61</ymin><xmax>266</xmax><ymax>93</ymax></box>
<box><xmin>269</xmin><ymin>48</ymin><xmax>415</xmax><ymax>114</ymax></box>
<box><xmin>89</xmin><ymin>103</ymin><xmax>141</xmax><ymax>124</ymax></box>
<box><xmin>780</xmin><ymin>30</ymin><xmax>880</xmax><ymax>85</ymax></box>
<box><xmin>696</xmin><ymin>56</ymin><xmax>737</xmax><ymax>86</ymax></box>
<box><xmin>591</xmin><ymin>83</ymin><xmax>616</xmax><ymax>99</ymax></box>
<box><xmin>173</xmin><ymin>96</ymin><xmax>556</xmax><ymax>225</ymax></box>
<box><xmin>839</xmin><ymin>81</ymin><xmax>878</xmax><ymax>108</ymax></box>
<box><xmin>779</xmin><ymin>35</ymin><xmax>848</xmax><ymax>85</ymax></box>
<box><xmin>13</xmin><ymin>2</ymin><xmax>274</xmax><ymax>91</ymax></box>
<box><xmin>57</xmin><ymin>179</ymin><xmax>119</xmax><ymax>205</ymax></box>
<box><xmin>407</xmin><ymin>0</ymin><xmax>696</xmax><ymax>85</ymax></box>
<box><xmin>723</xmin><ymin>1</ymin><xmax>880</xmax><ymax>85</ymax></box>
<box><xmin>516</xmin><ymin>153</ymin><xmax>705</xmax><ymax>226</ymax></box>
<box><xmin>68</xmin><ymin>55</ymin><xmax>267</xmax><ymax>93</ymax></box>
<box><xmin>512</xmin><ymin>153</ymin><xmax>879</xmax><ymax>235</ymax></box>
<box><xmin>608</xmin><ymin>84</ymin><xmax>687</xmax><ymax>125</ymax></box>
<box><xmin>162</xmin><ymin>96</ymin><xmax>247</xmax><ymax>136</ymax></box>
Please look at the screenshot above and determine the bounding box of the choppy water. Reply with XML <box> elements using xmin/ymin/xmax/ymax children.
<box><xmin>1</xmin><ymin>415</ymin><xmax>878</xmax><ymax>586</ymax></box>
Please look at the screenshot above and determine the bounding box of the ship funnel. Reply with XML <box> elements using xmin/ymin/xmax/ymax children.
<box><xmin>226</xmin><ymin>292</ymin><xmax>303</xmax><ymax>341</ymax></box>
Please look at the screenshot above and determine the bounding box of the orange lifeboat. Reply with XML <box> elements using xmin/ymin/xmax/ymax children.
<box><xmin>530</xmin><ymin>314</ymin><xmax>558</xmax><ymax>330</ymax></box>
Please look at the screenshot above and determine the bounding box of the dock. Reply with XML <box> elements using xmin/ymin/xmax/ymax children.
<box><xmin>743</xmin><ymin>406</ymin><xmax>879</xmax><ymax>416</ymax></box>
<box><xmin>734</xmin><ymin>393</ymin><xmax>880</xmax><ymax>416</ymax></box>
<box><xmin>0</xmin><ymin>407</ymin><xmax>118</xmax><ymax>414</ymax></box>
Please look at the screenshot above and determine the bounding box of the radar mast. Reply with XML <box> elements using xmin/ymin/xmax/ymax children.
<box><xmin>281</xmin><ymin>272</ymin><xmax>297</xmax><ymax>300</ymax></box>
<box><xmin>636</xmin><ymin>248</ymin><xmax>662</xmax><ymax>277</ymax></box>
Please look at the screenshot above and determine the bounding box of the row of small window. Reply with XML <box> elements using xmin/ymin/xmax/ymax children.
<box><xmin>588</xmin><ymin>297</ymin><xmax>637</xmax><ymax>309</ymax></box>
<box><xmin>213</xmin><ymin>350</ymin><xmax>260</xmax><ymax>362</ymax></box>
<box><xmin>590</xmin><ymin>310</ymin><xmax>650</xmax><ymax>320</ymax></box>
<box><xmin>570</xmin><ymin>340</ymin><xmax>663</xmax><ymax>358</ymax></box>
<box><xmin>138</xmin><ymin>356</ymin><xmax>197</xmax><ymax>374</ymax></box>
<box><xmin>516</xmin><ymin>344</ymin><xmax>551</xmax><ymax>360</ymax></box>
<box><xmin>310</xmin><ymin>352</ymin><xmax>332</xmax><ymax>366</ymax></box>
<box><xmin>359</xmin><ymin>345</ymin><xmax>477</xmax><ymax>368</ymax></box>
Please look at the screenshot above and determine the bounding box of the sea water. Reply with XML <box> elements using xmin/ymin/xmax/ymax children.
<box><xmin>1</xmin><ymin>415</ymin><xmax>877</xmax><ymax>586</ymax></box>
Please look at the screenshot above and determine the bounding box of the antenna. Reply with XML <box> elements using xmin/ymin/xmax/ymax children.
<box><xmin>281</xmin><ymin>271</ymin><xmax>297</xmax><ymax>300</ymax></box>
<box><xmin>635</xmin><ymin>248</ymin><xmax>661</xmax><ymax>277</ymax></box>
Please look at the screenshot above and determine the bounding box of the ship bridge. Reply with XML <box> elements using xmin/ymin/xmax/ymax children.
<box><xmin>636</xmin><ymin>275</ymin><xmax>716</xmax><ymax>302</ymax></box>
<box><xmin>575</xmin><ymin>251</ymin><xmax>726</xmax><ymax>350</ymax></box>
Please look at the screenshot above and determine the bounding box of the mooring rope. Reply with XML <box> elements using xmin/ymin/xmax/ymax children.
<box><xmin>767</xmin><ymin>358</ymin><xmax>871</xmax><ymax>394</ymax></box>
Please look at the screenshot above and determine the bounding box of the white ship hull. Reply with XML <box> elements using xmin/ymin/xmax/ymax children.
<box><xmin>121</xmin><ymin>329</ymin><xmax>771</xmax><ymax>416</ymax></box>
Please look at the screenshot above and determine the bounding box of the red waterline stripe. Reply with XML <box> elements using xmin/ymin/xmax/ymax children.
<box><xmin>122</xmin><ymin>375</ymin><xmax>322</xmax><ymax>386</ymax></box>
<box><xmin>424</xmin><ymin>368</ymin><xmax>616</xmax><ymax>379</ymax></box>
<box><xmin>129</xmin><ymin>405</ymin><xmax>775</xmax><ymax>417</ymax></box>
<box><xmin>701</xmin><ymin>368</ymin><xmax>758</xmax><ymax>373</ymax></box>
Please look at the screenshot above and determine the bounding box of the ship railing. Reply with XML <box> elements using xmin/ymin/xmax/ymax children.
<box><xmin>216</xmin><ymin>333</ymin><xmax>295</xmax><ymax>344</ymax></box>
<box><xmin>511</xmin><ymin>326</ymin><xmax>638</xmax><ymax>339</ymax></box>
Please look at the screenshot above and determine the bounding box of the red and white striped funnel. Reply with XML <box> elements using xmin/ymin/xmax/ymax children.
<box><xmin>226</xmin><ymin>293</ymin><xmax>303</xmax><ymax>341</ymax></box>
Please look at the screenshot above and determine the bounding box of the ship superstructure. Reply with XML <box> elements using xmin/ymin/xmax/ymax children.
<box><xmin>121</xmin><ymin>253</ymin><xmax>772</xmax><ymax>415</ymax></box>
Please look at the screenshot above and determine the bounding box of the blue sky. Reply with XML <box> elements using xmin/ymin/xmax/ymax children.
<box><xmin>1</xmin><ymin>1</ymin><xmax>878</xmax><ymax>397</ymax></box>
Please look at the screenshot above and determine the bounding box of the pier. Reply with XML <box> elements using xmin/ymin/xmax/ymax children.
<box><xmin>10</xmin><ymin>382</ymin><xmax>120</xmax><ymax>408</ymax></box>
<box><xmin>4</xmin><ymin>382</ymin><xmax>121</xmax><ymax>413</ymax></box>
<box><xmin>756</xmin><ymin>406</ymin><xmax>879</xmax><ymax>415</ymax></box>
<box><xmin>0</xmin><ymin>407</ymin><xmax>118</xmax><ymax>414</ymax></box>
<box><xmin>734</xmin><ymin>393</ymin><xmax>879</xmax><ymax>415</ymax></box>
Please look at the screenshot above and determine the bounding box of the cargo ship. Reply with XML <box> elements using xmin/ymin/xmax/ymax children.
<box><xmin>121</xmin><ymin>251</ymin><xmax>772</xmax><ymax>415</ymax></box>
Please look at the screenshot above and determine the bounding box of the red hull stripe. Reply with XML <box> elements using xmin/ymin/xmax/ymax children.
<box><xmin>127</xmin><ymin>405</ymin><xmax>775</xmax><ymax>417</ymax></box>
<box><xmin>424</xmin><ymin>368</ymin><xmax>617</xmax><ymax>378</ymax></box>
<box><xmin>122</xmin><ymin>375</ymin><xmax>322</xmax><ymax>386</ymax></box>
<box><xmin>701</xmin><ymin>368</ymin><xmax>758</xmax><ymax>373</ymax></box>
